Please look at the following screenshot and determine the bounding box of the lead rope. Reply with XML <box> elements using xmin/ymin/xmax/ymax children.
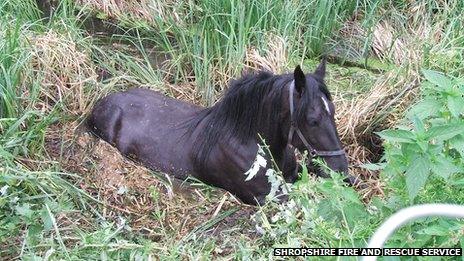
<box><xmin>287</xmin><ymin>80</ymin><xmax>345</xmax><ymax>158</ymax></box>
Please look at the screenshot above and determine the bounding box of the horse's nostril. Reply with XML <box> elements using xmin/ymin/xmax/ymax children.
<box><xmin>344</xmin><ymin>176</ymin><xmax>355</xmax><ymax>185</ymax></box>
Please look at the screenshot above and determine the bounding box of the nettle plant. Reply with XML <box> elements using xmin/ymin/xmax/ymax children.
<box><xmin>379</xmin><ymin>70</ymin><xmax>464</xmax><ymax>202</ymax></box>
<box><xmin>251</xmin><ymin>140</ymin><xmax>373</xmax><ymax>248</ymax></box>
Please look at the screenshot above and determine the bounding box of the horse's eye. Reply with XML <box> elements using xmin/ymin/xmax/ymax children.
<box><xmin>308</xmin><ymin>118</ymin><xmax>319</xmax><ymax>126</ymax></box>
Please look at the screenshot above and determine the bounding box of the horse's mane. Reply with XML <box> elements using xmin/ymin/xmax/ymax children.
<box><xmin>186</xmin><ymin>70</ymin><xmax>330</xmax><ymax>172</ymax></box>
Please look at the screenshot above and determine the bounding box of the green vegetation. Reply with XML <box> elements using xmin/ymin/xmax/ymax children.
<box><xmin>380</xmin><ymin>70</ymin><xmax>464</xmax><ymax>202</ymax></box>
<box><xmin>1</xmin><ymin>0</ymin><xmax>463</xmax><ymax>259</ymax></box>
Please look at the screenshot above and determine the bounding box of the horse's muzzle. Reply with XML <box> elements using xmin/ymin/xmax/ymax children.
<box><xmin>307</xmin><ymin>155</ymin><xmax>364</xmax><ymax>188</ymax></box>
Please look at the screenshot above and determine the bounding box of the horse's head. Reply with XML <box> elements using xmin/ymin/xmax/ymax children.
<box><xmin>287</xmin><ymin>59</ymin><xmax>357</xmax><ymax>185</ymax></box>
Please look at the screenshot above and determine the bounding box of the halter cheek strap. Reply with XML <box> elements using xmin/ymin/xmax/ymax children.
<box><xmin>287</xmin><ymin>80</ymin><xmax>345</xmax><ymax>159</ymax></box>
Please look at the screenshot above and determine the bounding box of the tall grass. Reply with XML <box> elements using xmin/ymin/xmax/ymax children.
<box><xmin>368</xmin><ymin>0</ymin><xmax>464</xmax><ymax>75</ymax></box>
<box><xmin>109</xmin><ymin>0</ymin><xmax>362</xmax><ymax>104</ymax></box>
<box><xmin>0</xmin><ymin>1</ymin><xmax>102</xmax><ymax>258</ymax></box>
<box><xmin>94</xmin><ymin>0</ymin><xmax>464</xmax><ymax>103</ymax></box>
<box><xmin>0</xmin><ymin>21</ymin><xmax>21</xmax><ymax>118</ymax></box>
<box><xmin>0</xmin><ymin>0</ymin><xmax>41</xmax><ymax>22</ymax></box>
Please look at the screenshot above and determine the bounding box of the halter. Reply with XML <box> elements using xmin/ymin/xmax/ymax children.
<box><xmin>287</xmin><ymin>80</ymin><xmax>345</xmax><ymax>158</ymax></box>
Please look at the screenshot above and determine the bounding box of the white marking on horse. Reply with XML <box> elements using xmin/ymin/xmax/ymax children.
<box><xmin>321</xmin><ymin>96</ymin><xmax>330</xmax><ymax>114</ymax></box>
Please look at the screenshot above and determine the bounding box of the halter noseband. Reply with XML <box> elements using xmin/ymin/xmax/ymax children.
<box><xmin>287</xmin><ymin>80</ymin><xmax>345</xmax><ymax>158</ymax></box>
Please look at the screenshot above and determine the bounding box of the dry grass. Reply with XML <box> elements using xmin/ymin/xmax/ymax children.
<box><xmin>336</xmin><ymin>70</ymin><xmax>418</xmax><ymax>154</ymax></box>
<box><xmin>76</xmin><ymin>0</ymin><xmax>184</xmax><ymax>23</ymax></box>
<box><xmin>245</xmin><ymin>34</ymin><xmax>288</xmax><ymax>74</ymax></box>
<box><xmin>371</xmin><ymin>20</ymin><xmax>406</xmax><ymax>64</ymax></box>
<box><xmin>165</xmin><ymin>82</ymin><xmax>201</xmax><ymax>104</ymax></box>
<box><xmin>333</xmin><ymin>67</ymin><xmax>420</xmax><ymax>199</ymax></box>
<box><xmin>335</xmin><ymin>3</ymin><xmax>444</xmax><ymax>68</ymax></box>
<box><xmin>24</xmin><ymin>30</ymin><xmax>98</xmax><ymax>114</ymax></box>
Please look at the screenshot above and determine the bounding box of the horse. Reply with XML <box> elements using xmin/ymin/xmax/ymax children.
<box><xmin>87</xmin><ymin>59</ymin><xmax>357</xmax><ymax>205</ymax></box>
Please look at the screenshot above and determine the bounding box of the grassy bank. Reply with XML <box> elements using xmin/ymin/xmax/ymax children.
<box><xmin>1</xmin><ymin>0</ymin><xmax>463</xmax><ymax>259</ymax></box>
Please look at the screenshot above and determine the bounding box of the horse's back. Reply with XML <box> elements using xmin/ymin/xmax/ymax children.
<box><xmin>87</xmin><ymin>88</ymin><xmax>200</xmax><ymax>178</ymax></box>
<box><xmin>88</xmin><ymin>88</ymin><xmax>199</xmax><ymax>133</ymax></box>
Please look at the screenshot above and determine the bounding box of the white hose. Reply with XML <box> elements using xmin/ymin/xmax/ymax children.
<box><xmin>362</xmin><ymin>204</ymin><xmax>464</xmax><ymax>261</ymax></box>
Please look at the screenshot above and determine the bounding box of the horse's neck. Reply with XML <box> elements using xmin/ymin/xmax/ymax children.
<box><xmin>260</xmin><ymin>132</ymin><xmax>286</xmax><ymax>163</ymax></box>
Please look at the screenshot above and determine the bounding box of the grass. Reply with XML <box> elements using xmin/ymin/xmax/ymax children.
<box><xmin>1</xmin><ymin>0</ymin><xmax>464</xmax><ymax>259</ymax></box>
<box><xmin>78</xmin><ymin>0</ymin><xmax>365</xmax><ymax>105</ymax></box>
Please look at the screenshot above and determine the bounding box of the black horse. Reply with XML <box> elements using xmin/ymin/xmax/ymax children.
<box><xmin>87</xmin><ymin>59</ymin><xmax>356</xmax><ymax>205</ymax></box>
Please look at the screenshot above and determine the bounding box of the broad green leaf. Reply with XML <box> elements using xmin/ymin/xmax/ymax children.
<box><xmin>428</xmin><ymin>143</ymin><xmax>445</xmax><ymax>155</ymax></box>
<box><xmin>41</xmin><ymin>207</ymin><xmax>53</xmax><ymax>231</ymax></box>
<box><xmin>360</xmin><ymin>163</ymin><xmax>386</xmax><ymax>171</ymax></box>
<box><xmin>294</xmin><ymin>173</ymin><xmax>308</xmax><ymax>187</ymax></box>
<box><xmin>16</xmin><ymin>203</ymin><xmax>33</xmax><ymax>219</ymax></box>
<box><xmin>428</xmin><ymin>117</ymin><xmax>447</xmax><ymax>126</ymax></box>
<box><xmin>28</xmin><ymin>224</ymin><xmax>43</xmax><ymax>239</ymax></box>
<box><xmin>300</xmin><ymin>164</ymin><xmax>309</xmax><ymax>184</ymax></box>
<box><xmin>407</xmin><ymin>99</ymin><xmax>441</xmax><ymax>120</ymax></box>
<box><xmin>317</xmin><ymin>198</ymin><xmax>339</xmax><ymax>222</ymax></box>
<box><xmin>411</xmin><ymin>115</ymin><xmax>425</xmax><ymax>133</ymax></box>
<box><xmin>427</xmin><ymin>123</ymin><xmax>464</xmax><ymax>142</ymax></box>
<box><xmin>447</xmin><ymin>95</ymin><xmax>464</xmax><ymax>118</ymax></box>
<box><xmin>416</xmin><ymin>140</ymin><xmax>429</xmax><ymax>152</ymax></box>
<box><xmin>430</xmin><ymin>155</ymin><xmax>460</xmax><ymax>179</ymax></box>
<box><xmin>343</xmin><ymin>203</ymin><xmax>367</xmax><ymax>227</ymax></box>
<box><xmin>417</xmin><ymin>224</ymin><xmax>450</xmax><ymax>236</ymax></box>
<box><xmin>405</xmin><ymin>155</ymin><xmax>430</xmax><ymax>201</ymax></box>
<box><xmin>450</xmin><ymin>134</ymin><xmax>464</xmax><ymax>156</ymax></box>
<box><xmin>410</xmin><ymin>234</ymin><xmax>433</xmax><ymax>248</ymax></box>
<box><xmin>422</xmin><ymin>69</ymin><xmax>453</xmax><ymax>89</ymax></box>
<box><xmin>401</xmin><ymin>143</ymin><xmax>423</xmax><ymax>158</ymax></box>
<box><xmin>377</xmin><ymin>129</ymin><xmax>415</xmax><ymax>143</ymax></box>
<box><xmin>340</xmin><ymin>188</ymin><xmax>362</xmax><ymax>204</ymax></box>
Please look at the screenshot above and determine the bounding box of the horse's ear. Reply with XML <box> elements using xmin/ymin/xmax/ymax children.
<box><xmin>314</xmin><ymin>57</ymin><xmax>326</xmax><ymax>80</ymax></box>
<box><xmin>294</xmin><ymin>65</ymin><xmax>306</xmax><ymax>94</ymax></box>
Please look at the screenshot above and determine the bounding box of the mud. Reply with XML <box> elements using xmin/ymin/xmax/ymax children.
<box><xmin>44</xmin><ymin>122</ymin><xmax>255</xmax><ymax>241</ymax></box>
